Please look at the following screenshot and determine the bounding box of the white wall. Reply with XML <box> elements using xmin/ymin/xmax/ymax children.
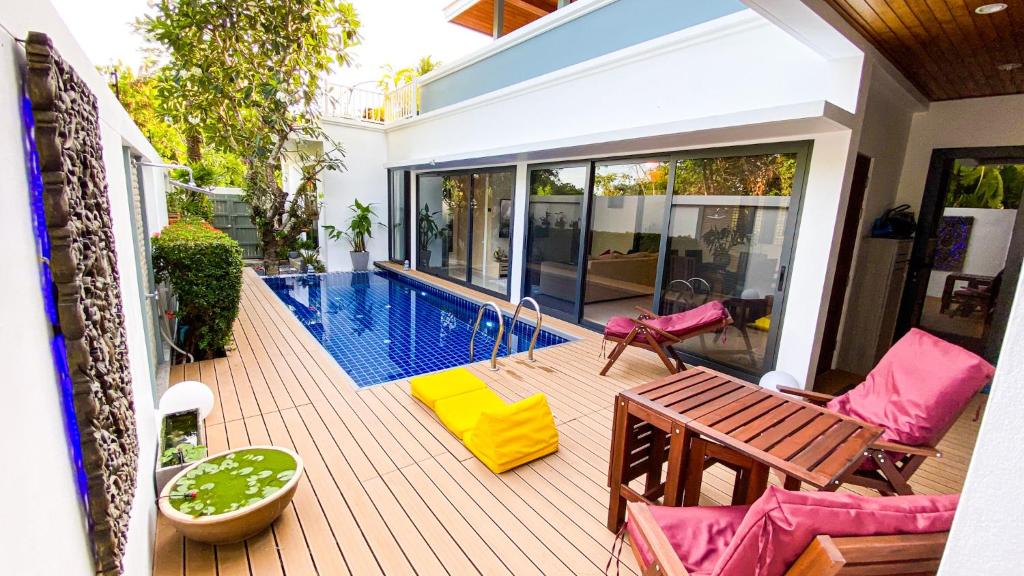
<box><xmin>319</xmin><ymin>119</ymin><xmax>389</xmax><ymax>271</ymax></box>
<box><xmin>940</xmin><ymin>274</ymin><xmax>1024</xmax><ymax>575</ymax></box>
<box><xmin>0</xmin><ymin>2</ymin><xmax>164</xmax><ymax>574</ymax></box>
<box><xmin>896</xmin><ymin>95</ymin><xmax>1024</xmax><ymax>210</ymax></box>
<box><xmin>925</xmin><ymin>208</ymin><xmax>1016</xmax><ymax>298</ymax></box>
<box><xmin>386</xmin><ymin>11</ymin><xmax>855</xmax><ymax>167</ymax></box>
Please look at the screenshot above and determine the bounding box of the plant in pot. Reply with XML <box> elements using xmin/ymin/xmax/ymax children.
<box><xmin>418</xmin><ymin>204</ymin><xmax>443</xmax><ymax>267</ymax></box>
<box><xmin>324</xmin><ymin>199</ymin><xmax>379</xmax><ymax>272</ymax></box>
<box><xmin>702</xmin><ymin>226</ymin><xmax>748</xmax><ymax>267</ymax></box>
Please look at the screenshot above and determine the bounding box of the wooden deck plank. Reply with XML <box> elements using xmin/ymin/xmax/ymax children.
<box><xmin>156</xmin><ymin>267</ymin><xmax>982</xmax><ymax>576</ymax></box>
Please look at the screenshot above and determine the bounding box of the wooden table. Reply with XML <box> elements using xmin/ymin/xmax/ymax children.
<box><xmin>607</xmin><ymin>367</ymin><xmax>882</xmax><ymax>531</ymax></box>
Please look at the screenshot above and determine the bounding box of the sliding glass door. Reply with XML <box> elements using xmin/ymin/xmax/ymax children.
<box><xmin>417</xmin><ymin>167</ymin><xmax>515</xmax><ymax>298</ymax></box>
<box><xmin>523</xmin><ymin>165</ymin><xmax>588</xmax><ymax>319</ymax></box>
<box><xmin>660</xmin><ymin>150</ymin><xmax>805</xmax><ymax>374</ymax></box>
<box><xmin>388</xmin><ymin>169</ymin><xmax>409</xmax><ymax>263</ymax></box>
<box><xmin>582</xmin><ymin>160</ymin><xmax>669</xmax><ymax>326</ymax></box>
<box><xmin>521</xmin><ymin>144</ymin><xmax>810</xmax><ymax>377</ymax></box>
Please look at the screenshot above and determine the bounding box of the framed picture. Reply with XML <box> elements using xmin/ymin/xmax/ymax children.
<box><xmin>499</xmin><ymin>199</ymin><xmax>512</xmax><ymax>238</ymax></box>
<box><xmin>934</xmin><ymin>215</ymin><xmax>973</xmax><ymax>271</ymax></box>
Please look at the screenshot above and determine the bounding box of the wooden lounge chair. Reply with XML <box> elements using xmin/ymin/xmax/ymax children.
<box><xmin>778</xmin><ymin>328</ymin><xmax>994</xmax><ymax>496</ymax></box>
<box><xmin>622</xmin><ymin>486</ymin><xmax>956</xmax><ymax>576</ymax></box>
<box><xmin>601</xmin><ymin>301</ymin><xmax>732</xmax><ymax>376</ymax></box>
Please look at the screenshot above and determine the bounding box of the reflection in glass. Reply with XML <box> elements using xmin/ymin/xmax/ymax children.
<box><xmin>524</xmin><ymin>166</ymin><xmax>587</xmax><ymax>317</ymax></box>
<box><xmin>470</xmin><ymin>171</ymin><xmax>514</xmax><ymax>295</ymax></box>
<box><xmin>662</xmin><ymin>153</ymin><xmax>797</xmax><ymax>373</ymax></box>
<box><xmin>582</xmin><ymin>161</ymin><xmax>669</xmax><ymax>325</ymax></box>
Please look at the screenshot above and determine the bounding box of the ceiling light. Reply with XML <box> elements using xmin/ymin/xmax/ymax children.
<box><xmin>997</xmin><ymin>63</ymin><xmax>1022</xmax><ymax>71</ymax></box>
<box><xmin>975</xmin><ymin>3</ymin><xmax>1008</xmax><ymax>15</ymax></box>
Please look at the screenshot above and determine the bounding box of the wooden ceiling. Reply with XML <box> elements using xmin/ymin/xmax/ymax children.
<box><xmin>449</xmin><ymin>0</ymin><xmax>560</xmax><ymax>37</ymax></box>
<box><xmin>823</xmin><ymin>1</ymin><xmax>1024</xmax><ymax>101</ymax></box>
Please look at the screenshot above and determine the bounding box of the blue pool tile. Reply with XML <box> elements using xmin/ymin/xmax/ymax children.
<box><xmin>263</xmin><ymin>270</ymin><xmax>572</xmax><ymax>387</ymax></box>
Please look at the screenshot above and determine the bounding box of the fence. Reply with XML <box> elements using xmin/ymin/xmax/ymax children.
<box><xmin>321</xmin><ymin>82</ymin><xmax>419</xmax><ymax>124</ymax></box>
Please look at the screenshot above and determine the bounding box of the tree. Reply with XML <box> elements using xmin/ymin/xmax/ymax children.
<box><xmin>101</xmin><ymin>62</ymin><xmax>187</xmax><ymax>163</ymax></box>
<box><xmin>141</xmin><ymin>0</ymin><xmax>361</xmax><ymax>274</ymax></box>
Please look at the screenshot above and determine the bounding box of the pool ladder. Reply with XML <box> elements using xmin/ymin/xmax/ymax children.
<box><xmin>469</xmin><ymin>297</ymin><xmax>543</xmax><ymax>371</ymax></box>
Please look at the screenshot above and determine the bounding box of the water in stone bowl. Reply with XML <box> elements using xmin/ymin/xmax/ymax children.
<box><xmin>159</xmin><ymin>446</ymin><xmax>303</xmax><ymax>544</ymax></box>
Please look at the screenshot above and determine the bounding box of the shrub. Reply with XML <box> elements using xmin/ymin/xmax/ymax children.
<box><xmin>153</xmin><ymin>217</ymin><xmax>243</xmax><ymax>359</ymax></box>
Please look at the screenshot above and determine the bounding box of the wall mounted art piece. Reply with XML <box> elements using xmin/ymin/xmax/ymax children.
<box><xmin>26</xmin><ymin>32</ymin><xmax>138</xmax><ymax>576</ymax></box>
<box><xmin>934</xmin><ymin>215</ymin><xmax>974</xmax><ymax>272</ymax></box>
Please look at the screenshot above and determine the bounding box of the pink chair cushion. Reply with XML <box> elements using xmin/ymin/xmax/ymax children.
<box><xmin>712</xmin><ymin>486</ymin><xmax>959</xmax><ymax>576</ymax></box>
<box><xmin>627</xmin><ymin>504</ymin><xmax>749</xmax><ymax>576</ymax></box>
<box><xmin>604</xmin><ymin>301</ymin><xmax>730</xmax><ymax>342</ymax></box>
<box><xmin>826</xmin><ymin>328</ymin><xmax>994</xmax><ymax>447</ymax></box>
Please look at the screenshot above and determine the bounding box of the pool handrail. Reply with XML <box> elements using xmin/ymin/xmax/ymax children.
<box><xmin>507</xmin><ymin>297</ymin><xmax>542</xmax><ymax>362</ymax></box>
<box><xmin>469</xmin><ymin>302</ymin><xmax>505</xmax><ymax>371</ymax></box>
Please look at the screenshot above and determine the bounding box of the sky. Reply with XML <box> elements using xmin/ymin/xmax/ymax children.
<box><xmin>50</xmin><ymin>0</ymin><xmax>490</xmax><ymax>87</ymax></box>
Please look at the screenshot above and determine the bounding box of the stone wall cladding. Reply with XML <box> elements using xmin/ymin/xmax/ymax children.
<box><xmin>25</xmin><ymin>32</ymin><xmax>139</xmax><ymax>576</ymax></box>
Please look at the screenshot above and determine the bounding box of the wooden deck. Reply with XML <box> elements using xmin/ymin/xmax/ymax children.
<box><xmin>153</xmin><ymin>264</ymin><xmax>985</xmax><ymax>576</ymax></box>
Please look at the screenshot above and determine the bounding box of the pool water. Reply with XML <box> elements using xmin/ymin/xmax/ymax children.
<box><xmin>263</xmin><ymin>270</ymin><xmax>571</xmax><ymax>387</ymax></box>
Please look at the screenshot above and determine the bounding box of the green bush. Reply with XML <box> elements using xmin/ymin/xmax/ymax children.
<box><xmin>153</xmin><ymin>217</ymin><xmax>243</xmax><ymax>358</ymax></box>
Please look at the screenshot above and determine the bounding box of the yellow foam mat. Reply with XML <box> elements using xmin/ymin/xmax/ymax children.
<box><xmin>434</xmin><ymin>387</ymin><xmax>506</xmax><ymax>440</ymax></box>
<box><xmin>410</xmin><ymin>367</ymin><xmax>486</xmax><ymax>410</ymax></box>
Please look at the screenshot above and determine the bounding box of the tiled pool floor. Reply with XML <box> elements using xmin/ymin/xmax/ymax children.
<box><xmin>263</xmin><ymin>270</ymin><xmax>571</xmax><ymax>386</ymax></box>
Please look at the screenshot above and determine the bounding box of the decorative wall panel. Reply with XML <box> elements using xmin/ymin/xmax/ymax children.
<box><xmin>25</xmin><ymin>32</ymin><xmax>138</xmax><ymax>575</ymax></box>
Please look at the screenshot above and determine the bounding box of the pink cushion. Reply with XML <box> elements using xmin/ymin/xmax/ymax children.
<box><xmin>713</xmin><ymin>486</ymin><xmax>958</xmax><ymax>576</ymax></box>
<box><xmin>627</xmin><ymin>505</ymin><xmax>748</xmax><ymax>576</ymax></box>
<box><xmin>604</xmin><ymin>301</ymin><xmax>730</xmax><ymax>342</ymax></box>
<box><xmin>826</xmin><ymin>328</ymin><xmax>994</xmax><ymax>447</ymax></box>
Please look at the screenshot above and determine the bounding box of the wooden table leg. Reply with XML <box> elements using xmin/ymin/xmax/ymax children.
<box><xmin>607</xmin><ymin>395</ymin><xmax>630</xmax><ymax>532</ymax></box>
<box><xmin>663</xmin><ymin>425</ymin><xmax>690</xmax><ymax>507</ymax></box>
<box><xmin>783</xmin><ymin>475</ymin><xmax>802</xmax><ymax>492</ymax></box>
<box><xmin>741</xmin><ymin>461</ymin><xmax>769</xmax><ymax>505</ymax></box>
<box><xmin>682</xmin><ymin>435</ymin><xmax>707</xmax><ymax>507</ymax></box>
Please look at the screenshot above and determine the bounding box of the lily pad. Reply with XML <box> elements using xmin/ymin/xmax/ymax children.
<box><xmin>168</xmin><ymin>448</ymin><xmax>298</xmax><ymax>517</ymax></box>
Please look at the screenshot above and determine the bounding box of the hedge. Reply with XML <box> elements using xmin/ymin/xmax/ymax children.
<box><xmin>153</xmin><ymin>217</ymin><xmax>243</xmax><ymax>359</ymax></box>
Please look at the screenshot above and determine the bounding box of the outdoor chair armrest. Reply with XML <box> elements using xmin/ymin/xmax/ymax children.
<box><xmin>625</xmin><ymin>502</ymin><xmax>690</xmax><ymax>576</ymax></box>
<box><xmin>776</xmin><ymin>385</ymin><xmax>835</xmax><ymax>405</ymax></box>
<box><xmin>634</xmin><ymin>306</ymin><xmax>660</xmax><ymax>319</ymax></box>
<box><xmin>870</xmin><ymin>440</ymin><xmax>942</xmax><ymax>458</ymax></box>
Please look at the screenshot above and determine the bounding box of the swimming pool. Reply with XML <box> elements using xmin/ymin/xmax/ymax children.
<box><xmin>263</xmin><ymin>270</ymin><xmax>572</xmax><ymax>387</ymax></box>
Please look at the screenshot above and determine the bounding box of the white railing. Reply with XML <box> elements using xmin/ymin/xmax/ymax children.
<box><xmin>321</xmin><ymin>84</ymin><xmax>386</xmax><ymax>123</ymax></box>
<box><xmin>383</xmin><ymin>82</ymin><xmax>418</xmax><ymax>123</ymax></box>
<box><xmin>320</xmin><ymin>81</ymin><xmax>419</xmax><ymax>124</ymax></box>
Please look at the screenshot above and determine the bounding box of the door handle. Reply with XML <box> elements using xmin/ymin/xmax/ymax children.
<box><xmin>777</xmin><ymin>265</ymin><xmax>787</xmax><ymax>290</ymax></box>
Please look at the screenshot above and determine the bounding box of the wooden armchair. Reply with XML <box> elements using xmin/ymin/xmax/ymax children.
<box><xmin>776</xmin><ymin>385</ymin><xmax>942</xmax><ymax>496</ymax></box>
<box><xmin>626</xmin><ymin>500</ymin><xmax>950</xmax><ymax>576</ymax></box>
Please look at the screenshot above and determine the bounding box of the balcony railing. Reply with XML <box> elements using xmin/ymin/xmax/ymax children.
<box><xmin>320</xmin><ymin>82</ymin><xmax>419</xmax><ymax>124</ymax></box>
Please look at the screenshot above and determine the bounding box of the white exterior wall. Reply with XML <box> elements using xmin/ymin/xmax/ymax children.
<box><xmin>940</xmin><ymin>275</ymin><xmax>1024</xmax><ymax>575</ymax></box>
<box><xmin>0</xmin><ymin>2</ymin><xmax>165</xmax><ymax>574</ymax></box>
<box><xmin>386</xmin><ymin>11</ymin><xmax>855</xmax><ymax>166</ymax></box>
<box><xmin>319</xmin><ymin>119</ymin><xmax>390</xmax><ymax>271</ymax></box>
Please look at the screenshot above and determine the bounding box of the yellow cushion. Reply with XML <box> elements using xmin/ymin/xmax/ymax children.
<box><xmin>410</xmin><ymin>367</ymin><xmax>486</xmax><ymax>410</ymax></box>
<box><xmin>749</xmin><ymin>315</ymin><xmax>772</xmax><ymax>332</ymax></box>
<box><xmin>434</xmin><ymin>388</ymin><xmax>507</xmax><ymax>439</ymax></box>
<box><xmin>464</xmin><ymin>394</ymin><xmax>559</xmax><ymax>473</ymax></box>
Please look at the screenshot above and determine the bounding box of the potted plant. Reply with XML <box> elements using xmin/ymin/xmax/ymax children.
<box><xmin>702</xmin><ymin>226</ymin><xmax>748</xmax><ymax>267</ymax></box>
<box><xmin>298</xmin><ymin>248</ymin><xmax>326</xmax><ymax>273</ymax></box>
<box><xmin>418</xmin><ymin>204</ymin><xmax>443</xmax><ymax>266</ymax></box>
<box><xmin>324</xmin><ymin>199</ymin><xmax>379</xmax><ymax>272</ymax></box>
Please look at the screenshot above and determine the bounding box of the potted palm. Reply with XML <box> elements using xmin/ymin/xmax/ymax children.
<box><xmin>324</xmin><ymin>199</ymin><xmax>379</xmax><ymax>272</ymax></box>
<box><xmin>418</xmin><ymin>204</ymin><xmax>443</xmax><ymax>267</ymax></box>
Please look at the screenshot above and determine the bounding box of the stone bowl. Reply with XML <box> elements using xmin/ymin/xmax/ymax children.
<box><xmin>158</xmin><ymin>445</ymin><xmax>303</xmax><ymax>545</ymax></box>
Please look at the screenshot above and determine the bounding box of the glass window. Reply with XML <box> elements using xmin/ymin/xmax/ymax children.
<box><xmin>582</xmin><ymin>160</ymin><xmax>669</xmax><ymax>325</ymax></box>
<box><xmin>662</xmin><ymin>153</ymin><xmax>798</xmax><ymax>373</ymax></box>
<box><xmin>470</xmin><ymin>170</ymin><xmax>515</xmax><ymax>296</ymax></box>
<box><xmin>523</xmin><ymin>166</ymin><xmax>587</xmax><ymax>318</ymax></box>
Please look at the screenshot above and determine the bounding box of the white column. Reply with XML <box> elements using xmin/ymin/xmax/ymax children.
<box><xmin>939</xmin><ymin>276</ymin><xmax>1024</xmax><ymax>575</ymax></box>
<box><xmin>409</xmin><ymin>172</ymin><xmax>418</xmax><ymax>269</ymax></box>
<box><xmin>508</xmin><ymin>161</ymin><xmax>529</xmax><ymax>303</ymax></box>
